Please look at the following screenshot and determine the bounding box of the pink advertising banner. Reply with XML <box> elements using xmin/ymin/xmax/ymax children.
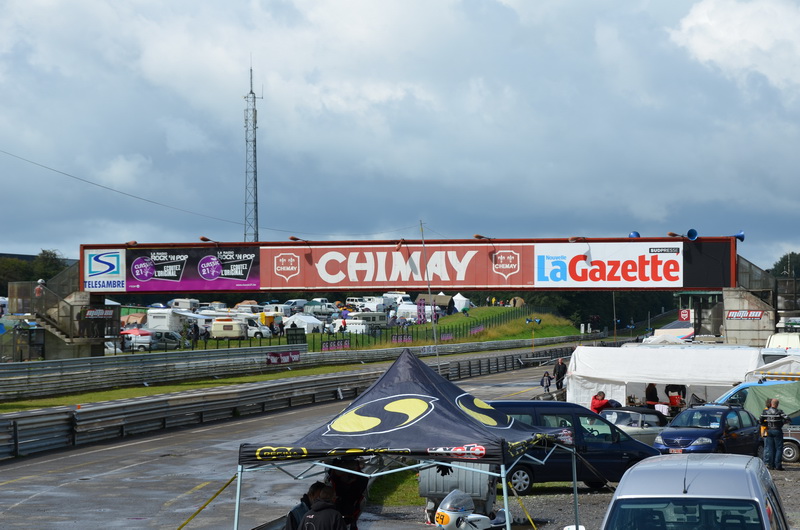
<box><xmin>259</xmin><ymin>243</ymin><xmax>535</xmax><ymax>291</ymax></box>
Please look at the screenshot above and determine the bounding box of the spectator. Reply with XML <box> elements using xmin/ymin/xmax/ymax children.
<box><xmin>553</xmin><ymin>358</ymin><xmax>567</xmax><ymax>390</ymax></box>
<box><xmin>760</xmin><ymin>398</ymin><xmax>790</xmax><ymax>470</ymax></box>
<box><xmin>327</xmin><ymin>459</ymin><xmax>368</xmax><ymax>530</ymax></box>
<box><xmin>297</xmin><ymin>485</ymin><xmax>347</xmax><ymax>530</ymax></box>
<box><xmin>540</xmin><ymin>371</ymin><xmax>553</xmax><ymax>393</ymax></box>
<box><xmin>283</xmin><ymin>481</ymin><xmax>326</xmax><ymax>530</ymax></box>
<box><xmin>591</xmin><ymin>391</ymin><xmax>611</xmax><ymax>414</ymax></box>
<box><xmin>645</xmin><ymin>383</ymin><xmax>660</xmax><ymax>409</ymax></box>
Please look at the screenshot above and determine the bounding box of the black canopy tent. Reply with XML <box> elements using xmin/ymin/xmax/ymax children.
<box><xmin>234</xmin><ymin>350</ymin><xmax>567</xmax><ymax>529</ymax></box>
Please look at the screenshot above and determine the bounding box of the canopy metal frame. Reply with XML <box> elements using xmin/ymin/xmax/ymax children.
<box><xmin>232</xmin><ymin>444</ymin><xmax>572</xmax><ymax>530</ymax></box>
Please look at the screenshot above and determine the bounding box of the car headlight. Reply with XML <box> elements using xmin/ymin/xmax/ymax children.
<box><xmin>654</xmin><ymin>434</ymin><xmax>663</xmax><ymax>444</ymax></box>
<box><xmin>690</xmin><ymin>437</ymin><xmax>713</xmax><ymax>446</ymax></box>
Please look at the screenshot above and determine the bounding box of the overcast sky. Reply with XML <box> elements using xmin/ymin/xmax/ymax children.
<box><xmin>2</xmin><ymin>0</ymin><xmax>799</xmax><ymax>270</ymax></box>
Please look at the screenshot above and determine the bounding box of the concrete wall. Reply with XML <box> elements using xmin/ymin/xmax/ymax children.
<box><xmin>722</xmin><ymin>287</ymin><xmax>776</xmax><ymax>346</ymax></box>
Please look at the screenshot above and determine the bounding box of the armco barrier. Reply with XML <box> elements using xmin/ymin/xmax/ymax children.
<box><xmin>0</xmin><ymin>346</ymin><xmax>578</xmax><ymax>461</ymax></box>
<box><xmin>0</xmin><ymin>333</ymin><xmax>605</xmax><ymax>401</ymax></box>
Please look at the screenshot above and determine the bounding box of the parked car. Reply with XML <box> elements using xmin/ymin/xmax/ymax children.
<box><xmin>599</xmin><ymin>454</ymin><xmax>789</xmax><ymax>530</ymax></box>
<box><xmin>125</xmin><ymin>330</ymin><xmax>185</xmax><ymax>351</ymax></box>
<box><xmin>488</xmin><ymin>400</ymin><xmax>659</xmax><ymax>493</ymax></box>
<box><xmin>283</xmin><ymin>299</ymin><xmax>308</xmax><ymax>313</ymax></box>
<box><xmin>774</xmin><ymin>423</ymin><xmax>800</xmax><ymax>464</ymax></box>
<box><xmin>599</xmin><ymin>406</ymin><xmax>668</xmax><ymax>445</ymax></box>
<box><xmin>714</xmin><ymin>380</ymin><xmax>794</xmax><ymax>408</ymax></box>
<box><xmin>653</xmin><ymin>404</ymin><xmax>762</xmax><ymax>456</ymax></box>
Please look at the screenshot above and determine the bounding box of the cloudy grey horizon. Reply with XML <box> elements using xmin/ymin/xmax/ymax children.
<box><xmin>2</xmin><ymin>0</ymin><xmax>798</xmax><ymax>271</ymax></box>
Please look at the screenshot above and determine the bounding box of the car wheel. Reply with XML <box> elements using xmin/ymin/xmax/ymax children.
<box><xmin>507</xmin><ymin>465</ymin><xmax>534</xmax><ymax>496</ymax></box>
<box><xmin>137</xmin><ymin>345</ymin><xmax>146</xmax><ymax>351</ymax></box>
<box><xmin>254</xmin><ymin>332</ymin><xmax>263</xmax><ymax>339</ymax></box>
<box><xmin>783</xmin><ymin>441</ymin><xmax>800</xmax><ymax>463</ymax></box>
<box><xmin>757</xmin><ymin>444</ymin><xmax>765</xmax><ymax>460</ymax></box>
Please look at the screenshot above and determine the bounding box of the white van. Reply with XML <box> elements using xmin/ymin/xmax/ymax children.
<box><xmin>383</xmin><ymin>291</ymin><xmax>413</xmax><ymax>306</ymax></box>
<box><xmin>283</xmin><ymin>299</ymin><xmax>308</xmax><ymax>313</ymax></box>
<box><xmin>210</xmin><ymin>318</ymin><xmax>247</xmax><ymax>339</ymax></box>
<box><xmin>235</xmin><ymin>316</ymin><xmax>273</xmax><ymax>338</ymax></box>
<box><xmin>331</xmin><ymin>318</ymin><xmax>369</xmax><ymax>334</ymax></box>
<box><xmin>765</xmin><ymin>332</ymin><xmax>800</xmax><ymax>350</ymax></box>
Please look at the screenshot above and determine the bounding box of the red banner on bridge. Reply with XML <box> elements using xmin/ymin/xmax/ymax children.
<box><xmin>259</xmin><ymin>243</ymin><xmax>535</xmax><ymax>291</ymax></box>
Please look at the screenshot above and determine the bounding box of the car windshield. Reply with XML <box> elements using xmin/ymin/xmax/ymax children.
<box><xmin>670</xmin><ymin>409</ymin><xmax>723</xmax><ymax>429</ymax></box>
<box><xmin>601</xmin><ymin>410</ymin><xmax>641</xmax><ymax>427</ymax></box>
<box><xmin>604</xmin><ymin>498</ymin><xmax>761</xmax><ymax>530</ymax></box>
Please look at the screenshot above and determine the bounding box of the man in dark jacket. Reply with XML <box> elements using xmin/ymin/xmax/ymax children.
<box><xmin>298</xmin><ymin>486</ymin><xmax>347</xmax><ymax>530</ymax></box>
<box><xmin>283</xmin><ymin>481</ymin><xmax>325</xmax><ymax>530</ymax></box>
<box><xmin>760</xmin><ymin>398</ymin><xmax>790</xmax><ymax>470</ymax></box>
<box><xmin>553</xmin><ymin>358</ymin><xmax>567</xmax><ymax>390</ymax></box>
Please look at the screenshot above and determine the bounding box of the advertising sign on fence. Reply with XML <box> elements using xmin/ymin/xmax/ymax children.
<box><xmin>266</xmin><ymin>351</ymin><xmax>301</xmax><ymax>364</ymax></box>
<box><xmin>321</xmin><ymin>338</ymin><xmax>350</xmax><ymax>351</ymax></box>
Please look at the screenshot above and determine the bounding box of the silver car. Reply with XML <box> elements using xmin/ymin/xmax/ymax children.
<box><xmin>599</xmin><ymin>406</ymin><xmax>669</xmax><ymax>445</ymax></box>
<box><xmin>599</xmin><ymin>454</ymin><xmax>789</xmax><ymax>529</ymax></box>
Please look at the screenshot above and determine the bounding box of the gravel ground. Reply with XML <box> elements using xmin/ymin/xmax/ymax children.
<box><xmin>364</xmin><ymin>463</ymin><xmax>799</xmax><ymax>529</ymax></box>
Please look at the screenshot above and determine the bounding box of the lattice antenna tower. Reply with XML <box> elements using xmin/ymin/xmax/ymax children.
<box><xmin>243</xmin><ymin>67</ymin><xmax>262</xmax><ymax>242</ymax></box>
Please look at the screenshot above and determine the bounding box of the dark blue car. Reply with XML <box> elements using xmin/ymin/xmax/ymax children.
<box><xmin>653</xmin><ymin>405</ymin><xmax>762</xmax><ymax>456</ymax></box>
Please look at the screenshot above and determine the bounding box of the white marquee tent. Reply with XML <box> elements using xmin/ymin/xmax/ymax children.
<box><xmin>566</xmin><ymin>344</ymin><xmax>764</xmax><ymax>408</ymax></box>
<box><xmin>282</xmin><ymin>313</ymin><xmax>323</xmax><ymax>333</ymax></box>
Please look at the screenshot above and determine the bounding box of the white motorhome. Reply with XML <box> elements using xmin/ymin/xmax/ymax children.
<box><xmin>146</xmin><ymin>308</ymin><xmax>185</xmax><ymax>332</ymax></box>
<box><xmin>349</xmin><ymin>311</ymin><xmax>388</xmax><ymax>330</ymax></box>
<box><xmin>168</xmin><ymin>298</ymin><xmax>200</xmax><ymax>311</ymax></box>
<box><xmin>262</xmin><ymin>304</ymin><xmax>292</xmax><ymax>317</ymax></box>
<box><xmin>210</xmin><ymin>318</ymin><xmax>247</xmax><ymax>339</ymax></box>
<box><xmin>361</xmin><ymin>296</ymin><xmax>387</xmax><ymax>312</ymax></box>
<box><xmin>331</xmin><ymin>318</ymin><xmax>369</xmax><ymax>334</ymax></box>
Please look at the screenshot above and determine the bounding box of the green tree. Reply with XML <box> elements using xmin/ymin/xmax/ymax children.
<box><xmin>771</xmin><ymin>252</ymin><xmax>800</xmax><ymax>278</ymax></box>
<box><xmin>0</xmin><ymin>257</ymin><xmax>33</xmax><ymax>296</ymax></box>
<box><xmin>31</xmin><ymin>249</ymin><xmax>67</xmax><ymax>281</ymax></box>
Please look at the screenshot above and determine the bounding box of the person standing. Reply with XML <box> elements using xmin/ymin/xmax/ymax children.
<box><xmin>760</xmin><ymin>398</ymin><xmax>790</xmax><ymax>470</ymax></box>
<box><xmin>553</xmin><ymin>358</ymin><xmax>567</xmax><ymax>390</ymax></box>
<box><xmin>298</xmin><ymin>486</ymin><xmax>347</xmax><ymax>530</ymax></box>
<box><xmin>327</xmin><ymin>459</ymin><xmax>368</xmax><ymax>530</ymax></box>
<box><xmin>540</xmin><ymin>371</ymin><xmax>553</xmax><ymax>393</ymax></box>
<box><xmin>33</xmin><ymin>279</ymin><xmax>46</xmax><ymax>315</ymax></box>
<box><xmin>591</xmin><ymin>391</ymin><xmax>611</xmax><ymax>414</ymax></box>
<box><xmin>283</xmin><ymin>481</ymin><xmax>326</xmax><ymax>530</ymax></box>
<box><xmin>645</xmin><ymin>383</ymin><xmax>660</xmax><ymax>409</ymax></box>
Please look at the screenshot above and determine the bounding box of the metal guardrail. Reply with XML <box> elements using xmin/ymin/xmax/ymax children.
<box><xmin>0</xmin><ymin>333</ymin><xmax>605</xmax><ymax>401</ymax></box>
<box><xmin>0</xmin><ymin>346</ymin><xmax>577</xmax><ymax>461</ymax></box>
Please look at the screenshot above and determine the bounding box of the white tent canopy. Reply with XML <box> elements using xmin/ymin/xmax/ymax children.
<box><xmin>745</xmin><ymin>355</ymin><xmax>800</xmax><ymax>382</ymax></box>
<box><xmin>283</xmin><ymin>313</ymin><xmax>323</xmax><ymax>333</ymax></box>
<box><xmin>452</xmin><ymin>293</ymin><xmax>472</xmax><ymax>311</ymax></box>
<box><xmin>567</xmin><ymin>345</ymin><xmax>764</xmax><ymax>409</ymax></box>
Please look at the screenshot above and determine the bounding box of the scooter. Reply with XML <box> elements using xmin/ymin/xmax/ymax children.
<box><xmin>434</xmin><ymin>489</ymin><xmax>507</xmax><ymax>530</ymax></box>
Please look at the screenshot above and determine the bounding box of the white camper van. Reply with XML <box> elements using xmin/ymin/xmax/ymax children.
<box><xmin>146</xmin><ymin>308</ymin><xmax>185</xmax><ymax>333</ymax></box>
<box><xmin>234</xmin><ymin>315</ymin><xmax>273</xmax><ymax>338</ymax></box>
<box><xmin>168</xmin><ymin>298</ymin><xmax>199</xmax><ymax>311</ymax></box>
<box><xmin>210</xmin><ymin>318</ymin><xmax>247</xmax><ymax>339</ymax></box>
<box><xmin>331</xmin><ymin>318</ymin><xmax>369</xmax><ymax>334</ymax></box>
<box><xmin>765</xmin><ymin>333</ymin><xmax>800</xmax><ymax>350</ymax></box>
